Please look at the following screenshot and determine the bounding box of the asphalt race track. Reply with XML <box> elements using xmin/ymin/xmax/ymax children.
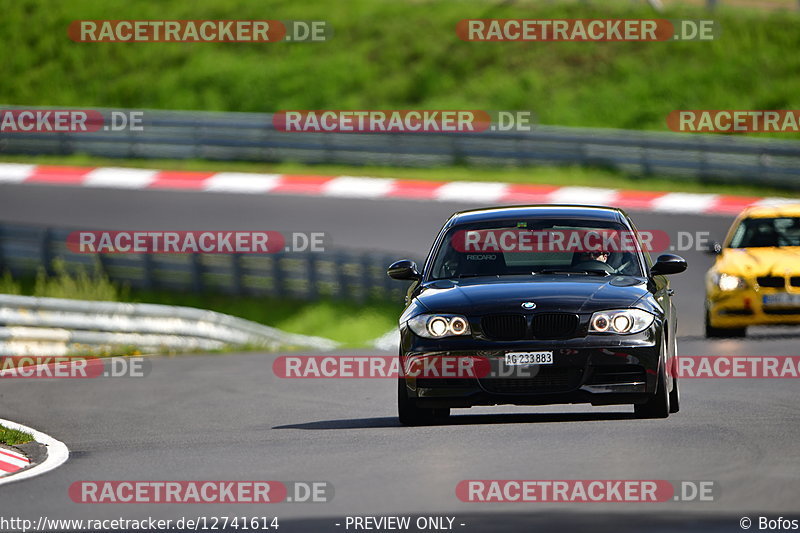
<box><xmin>0</xmin><ymin>182</ymin><xmax>798</xmax><ymax>532</ymax></box>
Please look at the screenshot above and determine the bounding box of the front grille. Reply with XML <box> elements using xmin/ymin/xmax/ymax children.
<box><xmin>479</xmin><ymin>367</ymin><xmax>582</xmax><ymax>394</ymax></box>
<box><xmin>719</xmin><ymin>309</ymin><xmax>754</xmax><ymax>316</ymax></box>
<box><xmin>481</xmin><ymin>314</ymin><xmax>527</xmax><ymax>341</ymax></box>
<box><xmin>416</xmin><ymin>378</ymin><xmax>476</xmax><ymax>389</ymax></box>
<box><xmin>757</xmin><ymin>276</ymin><xmax>785</xmax><ymax>288</ymax></box>
<box><xmin>764</xmin><ymin>308</ymin><xmax>800</xmax><ymax>315</ymax></box>
<box><xmin>791</xmin><ymin>277</ymin><xmax>800</xmax><ymax>287</ymax></box>
<box><xmin>531</xmin><ymin>313</ymin><xmax>579</xmax><ymax>339</ymax></box>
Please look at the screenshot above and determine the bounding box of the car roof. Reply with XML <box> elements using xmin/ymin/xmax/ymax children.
<box><xmin>447</xmin><ymin>205</ymin><xmax>627</xmax><ymax>226</ymax></box>
<box><xmin>739</xmin><ymin>203</ymin><xmax>800</xmax><ymax>219</ymax></box>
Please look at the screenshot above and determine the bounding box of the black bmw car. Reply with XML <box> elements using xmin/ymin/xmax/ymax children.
<box><xmin>388</xmin><ymin>205</ymin><xmax>687</xmax><ymax>425</ymax></box>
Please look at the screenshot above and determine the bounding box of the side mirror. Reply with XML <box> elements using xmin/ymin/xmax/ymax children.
<box><xmin>387</xmin><ymin>259</ymin><xmax>421</xmax><ymax>281</ymax></box>
<box><xmin>650</xmin><ymin>254</ymin><xmax>687</xmax><ymax>276</ymax></box>
<box><xmin>704</xmin><ymin>241</ymin><xmax>723</xmax><ymax>255</ymax></box>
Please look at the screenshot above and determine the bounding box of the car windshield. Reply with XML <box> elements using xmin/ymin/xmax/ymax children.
<box><xmin>728</xmin><ymin>217</ymin><xmax>800</xmax><ymax>248</ymax></box>
<box><xmin>429</xmin><ymin>218</ymin><xmax>646</xmax><ymax>279</ymax></box>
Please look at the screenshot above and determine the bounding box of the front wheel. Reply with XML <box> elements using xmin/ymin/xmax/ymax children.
<box><xmin>397</xmin><ymin>379</ymin><xmax>450</xmax><ymax>426</ymax></box>
<box><xmin>668</xmin><ymin>335</ymin><xmax>680</xmax><ymax>413</ymax></box>
<box><xmin>635</xmin><ymin>363</ymin><xmax>670</xmax><ymax>419</ymax></box>
<box><xmin>668</xmin><ymin>376</ymin><xmax>680</xmax><ymax>413</ymax></box>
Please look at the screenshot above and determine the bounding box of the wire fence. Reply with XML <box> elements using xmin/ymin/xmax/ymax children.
<box><xmin>0</xmin><ymin>223</ymin><xmax>420</xmax><ymax>303</ymax></box>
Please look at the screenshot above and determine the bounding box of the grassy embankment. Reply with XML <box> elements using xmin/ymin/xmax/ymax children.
<box><xmin>3</xmin><ymin>1</ymin><xmax>798</xmax><ymax>134</ymax></box>
<box><xmin>1</xmin><ymin>1</ymin><xmax>799</xmax><ymax>194</ymax></box>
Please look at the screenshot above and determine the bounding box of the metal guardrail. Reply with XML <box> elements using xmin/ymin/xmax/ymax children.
<box><xmin>2</xmin><ymin>106</ymin><xmax>800</xmax><ymax>189</ymax></box>
<box><xmin>703</xmin><ymin>0</ymin><xmax>800</xmax><ymax>9</ymax></box>
<box><xmin>0</xmin><ymin>223</ymin><xmax>419</xmax><ymax>304</ymax></box>
<box><xmin>0</xmin><ymin>294</ymin><xmax>339</xmax><ymax>356</ymax></box>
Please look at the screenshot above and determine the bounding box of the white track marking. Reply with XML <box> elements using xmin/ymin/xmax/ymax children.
<box><xmin>323</xmin><ymin>176</ymin><xmax>396</xmax><ymax>198</ymax></box>
<box><xmin>202</xmin><ymin>172</ymin><xmax>281</xmax><ymax>193</ymax></box>
<box><xmin>434</xmin><ymin>181</ymin><xmax>509</xmax><ymax>203</ymax></box>
<box><xmin>651</xmin><ymin>192</ymin><xmax>718</xmax><ymax>213</ymax></box>
<box><xmin>83</xmin><ymin>167</ymin><xmax>158</xmax><ymax>189</ymax></box>
<box><xmin>547</xmin><ymin>187</ymin><xmax>618</xmax><ymax>206</ymax></box>
<box><xmin>0</xmin><ymin>163</ymin><xmax>36</xmax><ymax>183</ymax></box>
<box><xmin>0</xmin><ymin>418</ymin><xmax>69</xmax><ymax>486</ymax></box>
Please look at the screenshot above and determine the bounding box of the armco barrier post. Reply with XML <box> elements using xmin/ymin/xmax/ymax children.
<box><xmin>306</xmin><ymin>254</ymin><xmax>319</xmax><ymax>300</ymax></box>
<box><xmin>40</xmin><ymin>227</ymin><xmax>54</xmax><ymax>276</ymax></box>
<box><xmin>272</xmin><ymin>254</ymin><xmax>285</xmax><ymax>298</ymax></box>
<box><xmin>191</xmin><ymin>253</ymin><xmax>205</xmax><ymax>293</ymax></box>
<box><xmin>142</xmin><ymin>253</ymin><xmax>154</xmax><ymax>290</ymax></box>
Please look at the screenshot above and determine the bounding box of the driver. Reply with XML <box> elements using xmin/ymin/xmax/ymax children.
<box><xmin>570</xmin><ymin>249</ymin><xmax>615</xmax><ymax>273</ymax></box>
<box><xmin>576</xmin><ymin>250</ymin><xmax>609</xmax><ymax>263</ymax></box>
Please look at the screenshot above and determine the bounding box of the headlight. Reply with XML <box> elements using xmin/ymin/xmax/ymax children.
<box><xmin>408</xmin><ymin>314</ymin><xmax>472</xmax><ymax>338</ymax></box>
<box><xmin>714</xmin><ymin>273</ymin><xmax>746</xmax><ymax>291</ymax></box>
<box><xmin>589</xmin><ymin>309</ymin><xmax>655</xmax><ymax>334</ymax></box>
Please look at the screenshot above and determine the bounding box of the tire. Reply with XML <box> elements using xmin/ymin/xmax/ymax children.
<box><xmin>669</xmin><ymin>334</ymin><xmax>680</xmax><ymax>413</ymax></box>
<box><xmin>705</xmin><ymin>309</ymin><xmax>746</xmax><ymax>338</ymax></box>
<box><xmin>635</xmin><ymin>361</ymin><xmax>670</xmax><ymax>419</ymax></box>
<box><xmin>668</xmin><ymin>376</ymin><xmax>680</xmax><ymax>413</ymax></box>
<box><xmin>397</xmin><ymin>379</ymin><xmax>450</xmax><ymax>426</ymax></box>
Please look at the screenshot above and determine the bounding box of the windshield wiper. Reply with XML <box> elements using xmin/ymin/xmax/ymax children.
<box><xmin>455</xmin><ymin>272</ymin><xmax>533</xmax><ymax>279</ymax></box>
<box><xmin>538</xmin><ymin>269</ymin><xmax>610</xmax><ymax>276</ymax></box>
<box><xmin>456</xmin><ymin>270</ymin><xmax>611</xmax><ymax>278</ymax></box>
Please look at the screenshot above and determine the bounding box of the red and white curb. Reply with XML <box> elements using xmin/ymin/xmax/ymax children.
<box><xmin>0</xmin><ymin>446</ymin><xmax>29</xmax><ymax>475</ymax></box>
<box><xmin>0</xmin><ymin>417</ymin><xmax>69</xmax><ymax>486</ymax></box>
<box><xmin>0</xmin><ymin>163</ymin><xmax>796</xmax><ymax>215</ymax></box>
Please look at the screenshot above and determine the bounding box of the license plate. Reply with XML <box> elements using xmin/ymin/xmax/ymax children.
<box><xmin>505</xmin><ymin>351</ymin><xmax>553</xmax><ymax>366</ymax></box>
<box><xmin>763</xmin><ymin>293</ymin><xmax>800</xmax><ymax>307</ymax></box>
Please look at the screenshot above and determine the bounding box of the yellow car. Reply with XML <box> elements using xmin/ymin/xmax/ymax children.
<box><xmin>705</xmin><ymin>204</ymin><xmax>800</xmax><ymax>337</ymax></box>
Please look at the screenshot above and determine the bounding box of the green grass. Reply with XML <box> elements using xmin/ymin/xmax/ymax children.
<box><xmin>1</xmin><ymin>0</ymin><xmax>799</xmax><ymax>138</ymax></box>
<box><xmin>1</xmin><ymin>153</ymin><xmax>797</xmax><ymax>198</ymax></box>
<box><xmin>0</xmin><ymin>259</ymin><xmax>127</xmax><ymax>301</ymax></box>
<box><xmin>0</xmin><ymin>425</ymin><xmax>33</xmax><ymax>446</ymax></box>
<box><xmin>129</xmin><ymin>290</ymin><xmax>400</xmax><ymax>347</ymax></box>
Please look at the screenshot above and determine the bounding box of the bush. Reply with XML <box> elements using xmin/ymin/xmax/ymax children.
<box><xmin>32</xmin><ymin>259</ymin><xmax>128</xmax><ymax>301</ymax></box>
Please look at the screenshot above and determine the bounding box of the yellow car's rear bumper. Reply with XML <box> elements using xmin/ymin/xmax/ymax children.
<box><xmin>707</xmin><ymin>288</ymin><xmax>800</xmax><ymax>328</ymax></box>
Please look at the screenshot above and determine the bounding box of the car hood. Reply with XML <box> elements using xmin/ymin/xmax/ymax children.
<box><xmin>714</xmin><ymin>247</ymin><xmax>800</xmax><ymax>277</ymax></box>
<box><xmin>415</xmin><ymin>275</ymin><xmax>651</xmax><ymax>315</ymax></box>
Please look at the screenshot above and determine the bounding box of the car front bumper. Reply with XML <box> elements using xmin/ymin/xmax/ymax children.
<box><xmin>707</xmin><ymin>287</ymin><xmax>800</xmax><ymax>328</ymax></box>
<box><xmin>400</xmin><ymin>337</ymin><xmax>662</xmax><ymax>409</ymax></box>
